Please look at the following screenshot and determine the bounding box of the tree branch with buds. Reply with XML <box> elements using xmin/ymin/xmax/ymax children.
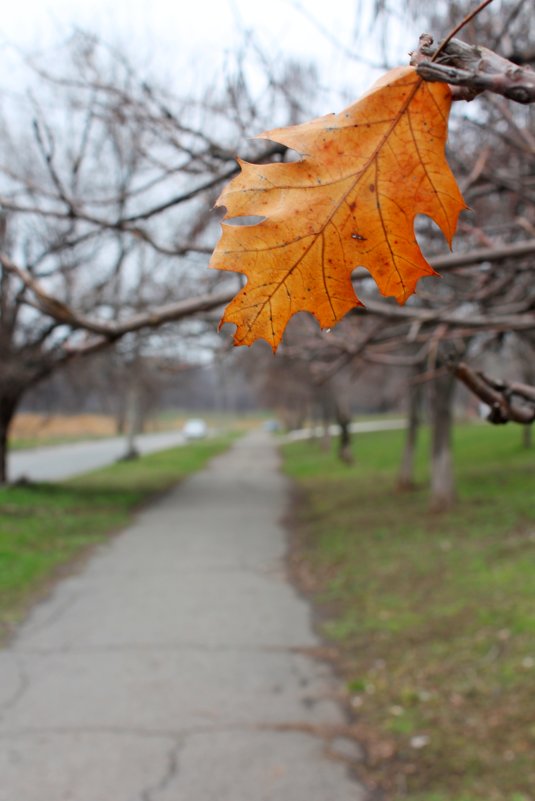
<box><xmin>411</xmin><ymin>34</ymin><xmax>535</xmax><ymax>104</ymax></box>
<box><xmin>450</xmin><ymin>361</ymin><xmax>535</xmax><ymax>424</ymax></box>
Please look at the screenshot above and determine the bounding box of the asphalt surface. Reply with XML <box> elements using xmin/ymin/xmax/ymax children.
<box><xmin>8</xmin><ymin>419</ymin><xmax>406</xmax><ymax>483</ymax></box>
<box><xmin>8</xmin><ymin>430</ymin><xmax>188</xmax><ymax>482</ymax></box>
<box><xmin>0</xmin><ymin>430</ymin><xmax>367</xmax><ymax>801</ymax></box>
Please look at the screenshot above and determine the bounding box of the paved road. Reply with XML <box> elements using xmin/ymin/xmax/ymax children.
<box><xmin>0</xmin><ymin>431</ymin><xmax>367</xmax><ymax>801</ymax></box>
<box><xmin>9</xmin><ymin>419</ymin><xmax>406</xmax><ymax>483</ymax></box>
<box><xmin>8</xmin><ymin>430</ymin><xmax>188</xmax><ymax>482</ymax></box>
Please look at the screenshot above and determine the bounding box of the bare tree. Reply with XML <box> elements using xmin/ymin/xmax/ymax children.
<box><xmin>1</xmin><ymin>5</ymin><xmax>534</xmax><ymax>501</ymax></box>
<box><xmin>268</xmin><ymin>0</ymin><xmax>535</xmax><ymax>507</ymax></box>
<box><xmin>0</xmin><ymin>34</ymin><xmax>313</xmax><ymax>481</ymax></box>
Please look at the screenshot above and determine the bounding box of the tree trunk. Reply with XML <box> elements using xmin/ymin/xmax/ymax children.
<box><xmin>398</xmin><ymin>364</ymin><xmax>424</xmax><ymax>491</ymax></box>
<box><xmin>337</xmin><ymin>418</ymin><xmax>353</xmax><ymax>464</ymax></box>
<box><xmin>317</xmin><ymin>397</ymin><xmax>332</xmax><ymax>451</ymax></box>
<box><xmin>320</xmin><ymin>414</ymin><xmax>331</xmax><ymax>452</ymax></box>
<box><xmin>120</xmin><ymin>383</ymin><xmax>141</xmax><ymax>460</ymax></box>
<box><xmin>115</xmin><ymin>404</ymin><xmax>126</xmax><ymax>435</ymax></box>
<box><xmin>0</xmin><ymin>416</ymin><xmax>8</xmax><ymax>485</ymax></box>
<box><xmin>522</xmin><ymin>424</ymin><xmax>532</xmax><ymax>449</ymax></box>
<box><xmin>429</xmin><ymin>369</ymin><xmax>457</xmax><ymax>512</ymax></box>
<box><xmin>0</xmin><ymin>393</ymin><xmax>20</xmax><ymax>485</ymax></box>
<box><xmin>335</xmin><ymin>400</ymin><xmax>354</xmax><ymax>465</ymax></box>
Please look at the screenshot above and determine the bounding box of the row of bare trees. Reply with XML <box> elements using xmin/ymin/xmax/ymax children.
<box><xmin>0</xmin><ymin>34</ymin><xmax>315</xmax><ymax>481</ymax></box>
<box><xmin>240</xmin><ymin>1</ymin><xmax>535</xmax><ymax>510</ymax></box>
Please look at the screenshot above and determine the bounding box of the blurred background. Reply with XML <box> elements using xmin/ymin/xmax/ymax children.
<box><xmin>0</xmin><ymin>1</ymin><xmax>533</xmax><ymax>471</ymax></box>
<box><xmin>0</xmin><ymin>4</ymin><xmax>534</xmax><ymax>795</ymax></box>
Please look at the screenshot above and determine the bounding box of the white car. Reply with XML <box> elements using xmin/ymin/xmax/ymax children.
<box><xmin>182</xmin><ymin>418</ymin><xmax>208</xmax><ymax>439</ymax></box>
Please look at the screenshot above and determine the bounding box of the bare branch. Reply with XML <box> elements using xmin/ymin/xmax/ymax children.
<box><xmin>1</xmin><ymin>251</ymin><xmax>235</xmax><ymax>343</ymax></box>
<box><xmin>452</xmin><ymin>361</ymin><xmax>535</xmax><ymax>424</ymax></box>
<box><xmin>4</xmin><ymin>232</ymin><xmax>535</xmax><ymax>346</ymax></box>
<box><xmin>427</xmin><ymin>238</ymin><xmax>535</xmax><ymax>271</ymax></box>
<box><xmin>412</xmin><ymin>35</ymin><xmax>535</xmax><ymax>104</ymax></box>
<box><xmin>360</xmin><ymin>298</ymin><xmax>535</xmax><ymax>332</ymax></box>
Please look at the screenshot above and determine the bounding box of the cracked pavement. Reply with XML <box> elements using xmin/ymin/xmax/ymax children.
<box><xmin>0</xmin><ymin>431</ymin><xmax>367</xmax><ymax>800</ymax></box>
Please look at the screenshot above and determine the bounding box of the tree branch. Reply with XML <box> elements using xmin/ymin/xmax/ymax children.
<box><xmin>452</xmin><ymin>361</ymin><xmax>535</xmax><ymax>424</ymax></box>
<box><xmin>3</xmin><ymin>232</ymin><xmax>535</xmax><ymax>348</ymax></box>
<box><xmin>0</xmin><ymin>252</ymin><xmax>235</xmax><ymax>341</ymax></box>
<box><xmin>412</xmin><ymin>35</ymin><xmax>535</xmax><ymax>104</ymax></box>
<box><xmin>360</xmin><ymin>298</ymin><xmax>535</xmax><ymax>332</ymax></box>
<box><xmin>427</xmin><ymin>238</ymin><xmax>535</xmax><ymax>271</ymax></box>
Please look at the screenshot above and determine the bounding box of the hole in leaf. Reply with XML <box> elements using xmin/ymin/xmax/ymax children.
<box><xmin>414</xmin><ymin>213</ymin><xmax>448</xmax><ymax>257</ymax></box>
<box><xmin>225</xmin><ymin>215</ymin><xmax>266</xmax><ymax>227</ymax></box>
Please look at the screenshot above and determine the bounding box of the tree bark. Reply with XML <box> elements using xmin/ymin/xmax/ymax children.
<box><xmin>522</xmin><ymin>424</ymin><xmax>532</xmax><ymax>449</ymax></box>
<box><xmin>0</xmin><ymin>393</ymin><xmax>20</xmax><ymax>484</ymax></box>
<box><xmin>316</xmin><ymin>389</ymin><xmax>333</xmax><ymax>452</ymax></box>
<box><xmin>338</xmin><ymin>420</ymin><xmax>353</xmax><ymax>463</ymax></box>
<box><xmin>398</xmin><ymin>364</ymin><xmax>425</xmax><ymax>491</ymax></box>
<box><xmin>429</xmin><ymin>369</ymin><xmax>457</xmax><ymax>512</ymax></box>
<box><xmin>115</xmin><ymin>405</ymin><xmax>126</xmax><ymax>435</ymax></box>
<box><xmin>320</xmin><ymin>411</ymin><xmax>331</xmax><ymax>452</ymax></box>
<box><xmin>121</xmin><ymin>383</ymin><xmax>141</xmax><ymax>460</ymax></box>
<box><xmin>335</xmin><ymin>399</ymin><xmax>354</xmax><ymax>465</ymax></box>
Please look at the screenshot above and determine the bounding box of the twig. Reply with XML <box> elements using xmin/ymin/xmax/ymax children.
<box><xmin>425</xmin><ymin>238</ymin><xmax>535</xmax><ymax>271</ymax></box>
<box><xmin>361</xmin><ymin>299</ymin><xmax>535</xmax><ymax>332</ymax></box>
<box><xmin>431</xmin><ymin>0</ymin><xmax>495</xmax><ymax>62</ymax></box>
<box><xmin>0</xmin><ymin>252</ymin><xmax>235</xmax><ymax>341</ymax></box>
<box><xmin>412</xmin><ymin>35</ymin><xmax>535</xmax><ymax>104</ymax></box>
<box><xmin>452</xmin><ymin>361</ymin><xmax>535</xmax><ymax>424</ymax></box>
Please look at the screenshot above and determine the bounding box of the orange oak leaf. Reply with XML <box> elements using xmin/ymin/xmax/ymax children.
<box><xmin>210</xmin><ymin>66</ymin><xmax>467</xmax><ymax>351</ymax></box>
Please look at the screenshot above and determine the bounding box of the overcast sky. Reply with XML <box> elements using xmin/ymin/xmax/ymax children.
<box><xmin>0</xmin><ymin>0</ymin><xmax>412</xmax><ymax>108</ymax></box>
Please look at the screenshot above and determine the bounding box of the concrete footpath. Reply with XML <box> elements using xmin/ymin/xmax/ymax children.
<box><xmin>0</xmin><ymin>431</ymin><xmax>367</xmax><ymax>801</ymax></box>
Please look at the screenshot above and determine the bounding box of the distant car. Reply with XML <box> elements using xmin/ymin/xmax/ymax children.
<box><xmin>263</xmin><ymin>419</ymin><xmax>281</xmax><ymax>433</ymax></box>
<box><xmin>182</xmin><ymin>418</ymin><xmax>208</xmax><ymax>440</ymax></box>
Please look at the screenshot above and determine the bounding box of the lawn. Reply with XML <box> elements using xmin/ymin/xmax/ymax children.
<box><xmin>0</xmin><ymin>435</ymin><xmax>235</xmax><ymax>643</ymax></box>
<box><xmin>282</xmin><ymin>423</ymin><xmax>535</xmax><ymax>801</ymax></box>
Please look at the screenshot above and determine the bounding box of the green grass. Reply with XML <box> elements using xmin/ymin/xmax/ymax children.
<box><xmin>282</xmin><ymin>424</ymin><xmax>535</xmax><ymax>801</ymax></box>
<box><xmin>0</xmin><ymin>435</ymin><xmax>236</xmax><ymax>643</ymax></box>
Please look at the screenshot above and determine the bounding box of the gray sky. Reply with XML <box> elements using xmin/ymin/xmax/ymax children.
<box><xmin>1</xmin><ymin>0</ymin><xmax>412</xmax><ymax>107</ymax></box>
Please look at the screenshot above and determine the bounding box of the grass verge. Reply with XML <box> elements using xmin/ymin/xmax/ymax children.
<box><xmin>0</xmin><ymin>434</ymin><xmax>236</xmax><ymax>644</ymax></box>
<box><xmin>282</xmin><ymin>424</ymin><xmax>534</xmax><ymax>801</ymax></box>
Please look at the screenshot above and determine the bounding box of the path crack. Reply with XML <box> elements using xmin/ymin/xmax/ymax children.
<box><xmin>140</xmin><ymin>737</ymin><xmax>183</xmax><ymax>801</ymax></box>
<box><xmin>18</xmin><ymin>591</ymin><xmax>81</xmax><ymax>638</ymax></box>
<box><xmin>0</xmin><ymin>656</ymin><xmax>29</xmax><ymax>720</ymax></box>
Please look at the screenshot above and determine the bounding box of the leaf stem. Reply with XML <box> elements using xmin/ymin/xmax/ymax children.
<box><xmin>431</xmin><ymin>0</ymin><xmax>495</xmax><ymax>62</ymax></box>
